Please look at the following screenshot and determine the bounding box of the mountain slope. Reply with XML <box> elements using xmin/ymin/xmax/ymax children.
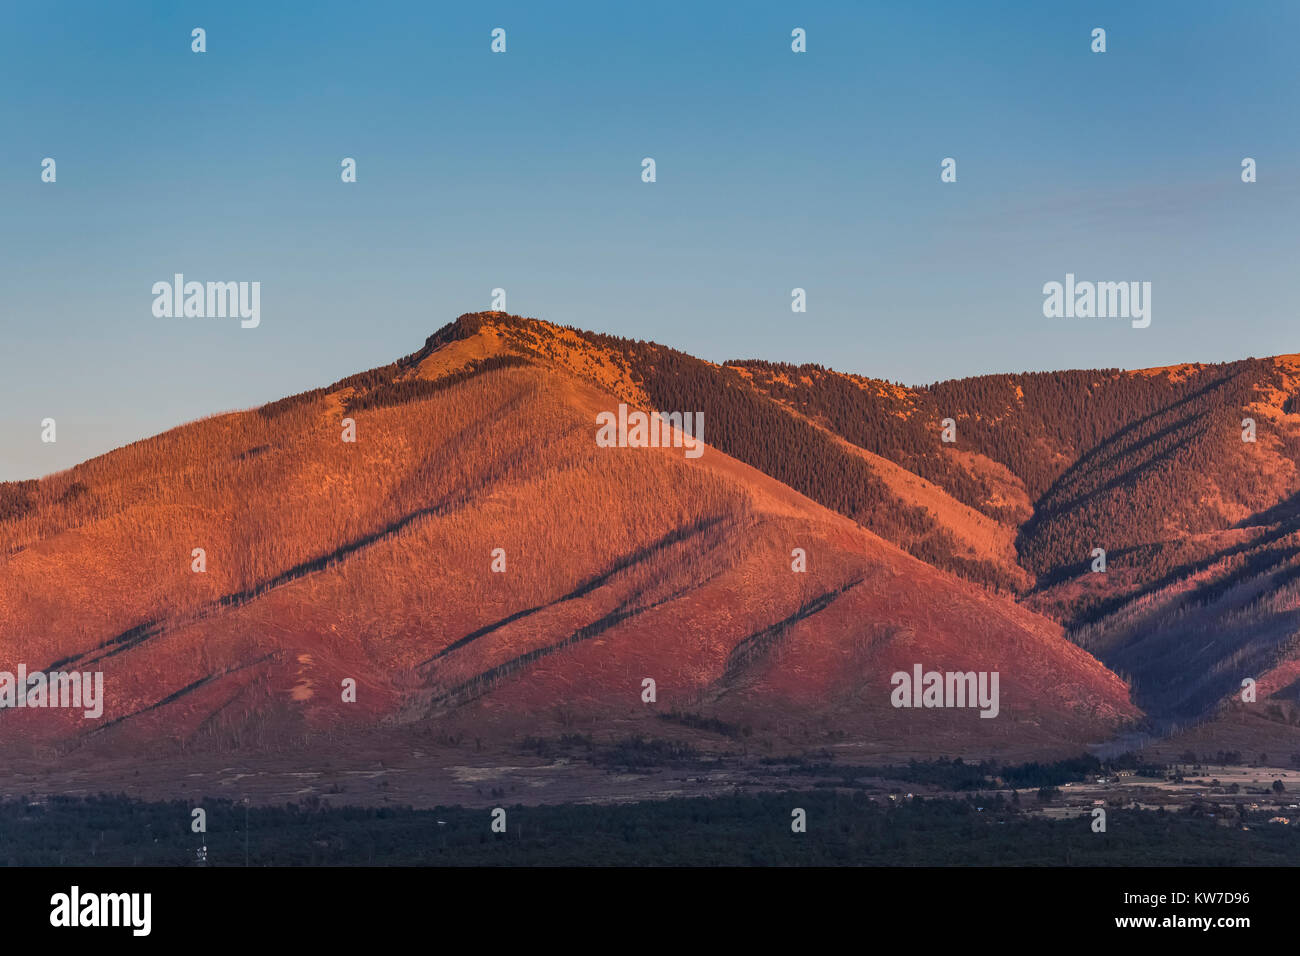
<box><xmin>431</xmin><ymin>315</ymin><xmax>1300</xmax><ymax>728</ymax></box>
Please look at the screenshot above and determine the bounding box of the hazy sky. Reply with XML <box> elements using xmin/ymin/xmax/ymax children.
<box><xmin>3</xmin><ymin>0</ymin><xmax>1298</xmax><ymax>480</ymax></box>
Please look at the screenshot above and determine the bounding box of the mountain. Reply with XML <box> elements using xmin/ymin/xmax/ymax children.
<box><xmin>0</xmin><ymin>313</ymin><xmax>1141</xmax><ymax>782</ymax></box>
<box><xmin>5</xmin><ymin>311</ymin><xmax>1299</xmax><ymax>785</ymax></box>
<box><xmin>416</xmin><ymin>315</ymin><xmax>1300</xmax><ymax>730</ymax></box>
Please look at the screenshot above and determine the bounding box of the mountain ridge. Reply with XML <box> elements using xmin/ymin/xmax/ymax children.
<box><xmin>4</xmin><ymin>311</ymin><xmax>1300</xmax><ymax>778</ymax></box>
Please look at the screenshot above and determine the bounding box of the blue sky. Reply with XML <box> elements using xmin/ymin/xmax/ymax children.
<box><xmin>3</xmin><ymin>0</ymin><xmax>1298</xmax><ymax>480</ymax></box>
